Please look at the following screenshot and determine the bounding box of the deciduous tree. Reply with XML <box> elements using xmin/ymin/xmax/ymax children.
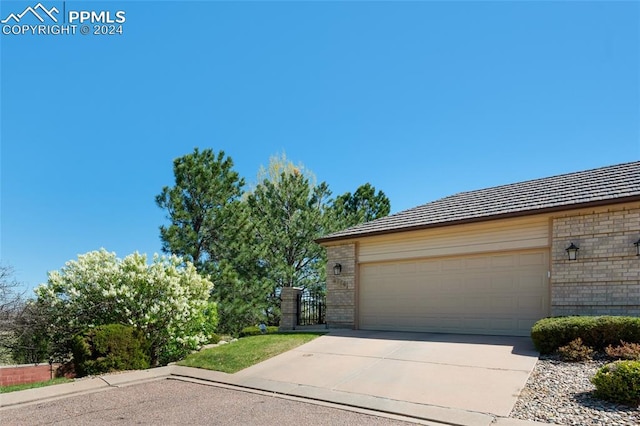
<box><xmin>31</xmin><ymin>249</ymin><xmax>215</xmax><ymax>365</ymax></box>
<box><xmin>0</xmin><ymin>264</ymin><xmax>22</xmax><ymax>328</ymax></box>
<box><xmin>0</xmin><ymin>264</ymin><xmax>26</xmax><ymax>363</ymax></box>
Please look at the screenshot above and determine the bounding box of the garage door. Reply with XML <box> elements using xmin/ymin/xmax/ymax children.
<box><xmin>359</xmin><ymin>250</ymin><xmax>549</xmax><ymax>336</ymax></box>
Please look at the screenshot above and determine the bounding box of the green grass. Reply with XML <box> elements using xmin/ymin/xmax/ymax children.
<box><xmin>0</xmin><ymin>377</ymin><xmax>72</xmax><ymax>393</ymax></box>
<box><xmin>178</xmin><ymin>333</ymin><xmax>323</xmax><ymax>373</ymax></box>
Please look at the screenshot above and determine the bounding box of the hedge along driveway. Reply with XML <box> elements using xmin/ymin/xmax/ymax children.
<box><xmin>178</xmin><ymin>333</ymin><xmax>323</xmax><ymax>373</ymax></box>
<box><xmin>531</xmin><ymin>316</ymin><xmax>640</xmax><ymax>354</ymax></box>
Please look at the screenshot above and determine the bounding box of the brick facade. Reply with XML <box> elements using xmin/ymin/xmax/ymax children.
<box><xmin>326</xmin><ymin>243</ymin><xmax>357</xmax><ymax>328</ymax></box>
<box><xmin>551</xmin><ymin>206</ymin><xmax>640</xmax><ymax>316</ymax></box>
<box><xmin>0</xmin><ymin>364</ymin><xmax>57</xmax><ymax>386</ymax></box>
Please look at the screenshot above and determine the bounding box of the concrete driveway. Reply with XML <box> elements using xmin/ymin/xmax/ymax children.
<box><xmin>225</xmin><ymin>330</ymin><xmax>539</xmax><ymax>424</ymax></box>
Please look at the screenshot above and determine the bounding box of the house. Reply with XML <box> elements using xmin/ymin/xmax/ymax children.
<box><xmin>317</xmin><ymin>161</ymin><xmax>640</xmax><ymax>337</ymax></box>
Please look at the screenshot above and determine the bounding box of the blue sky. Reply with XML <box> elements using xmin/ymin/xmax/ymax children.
<box><xmin>1</xmin><ymin>1</ymin><xmax>639</xmax><ymax>294</ymax></box>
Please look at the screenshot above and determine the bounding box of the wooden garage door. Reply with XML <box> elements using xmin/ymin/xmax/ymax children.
<box><xmin>358</xmin><ymin>250</ymin><xmax>549</xmax><ymax>336</ymax></box>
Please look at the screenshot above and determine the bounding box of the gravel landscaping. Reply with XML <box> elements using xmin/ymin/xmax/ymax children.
<box><xmin>511</xmin><ymin>355</ymin><xmax>640</xmax><ymax>425</ymax></box>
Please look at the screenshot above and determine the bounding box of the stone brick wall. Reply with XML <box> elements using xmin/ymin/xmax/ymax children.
<box><xmin>551</xmin><ymin>206</ymin><xmax>640</xmax><ymax>316</ymax></box>
<box><xmin>326</xmin><ymin>243</ymin><xmax>356</xmax><ymax>328</ymax></box>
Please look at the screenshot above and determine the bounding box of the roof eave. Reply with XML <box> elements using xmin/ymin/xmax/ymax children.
<box><xmin>316</xmin><ymin>195</ymin><xmax>640</xmax><ymax>245</ymax></box>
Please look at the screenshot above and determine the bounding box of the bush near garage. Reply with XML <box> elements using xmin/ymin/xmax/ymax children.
<box><xmin>557</xmin><ymin>338</ymin><xmax>594</xmax><ymax>362</ymax></box>
<box><xmin>531</xmin><ymin>316</ymin><xmax>640</xmax><ymax>354</ymax></box>
<box><xmin>71</xmin><ymin>324</ymin><xmax>150</xmax><ymax>377</ymax></box>
<box><xmin>605</xmin><ymin>341</ymin><xmax>640</xmax><ymax>361</ymax></box>
<box><xmin>591</xmin><ymin>360</ymin><xmax>640</xmax><ymax>406</ymax></box>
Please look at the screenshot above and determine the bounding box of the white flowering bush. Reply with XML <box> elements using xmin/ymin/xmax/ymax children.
<box><xmin>34</xmin><ymin>249</ymin><xmax>216</xmax><ymax>365</ymax></box>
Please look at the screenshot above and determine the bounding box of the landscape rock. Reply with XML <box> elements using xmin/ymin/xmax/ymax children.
<box><xmin>511</xmin><ymin>355</ymin><xmax>640</xmax><ymax>425</ymax></box>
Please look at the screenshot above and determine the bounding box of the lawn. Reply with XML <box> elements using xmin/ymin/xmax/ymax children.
<box><xmin>178</xmin><ymin>333</ymin><xmax>323</xmax><ymax>373</ymax></box>
<box><xmin>0</xmin><ymin>377</ymin><xmax>73</xmax><ymax>393</ymax></box>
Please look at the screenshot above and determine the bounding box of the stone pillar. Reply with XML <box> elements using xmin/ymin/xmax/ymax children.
<box><xmin>279</xmin><ymin>287</ymin><xmax>302</xmax><ymax>331</ymax></box>
<box><xmin>326</xmin><ymin>243</ymin><xmax>357</xmax><ymax>329</ymax></box>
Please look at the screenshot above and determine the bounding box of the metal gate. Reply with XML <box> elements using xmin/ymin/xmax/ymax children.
<box><xmin>297</xmin><ymin>291</ymin><xmax>326</xmax><ymax>326</ymax></box>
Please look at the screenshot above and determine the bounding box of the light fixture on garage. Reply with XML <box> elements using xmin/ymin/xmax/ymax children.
<box><xmin>635</xmin><ymin>238</ymin><xmax>640</xmax><ymax>256</ymax></box>
<box><xmin>566</xmin><ymin>243</ymin><xmax>579</xmax><ymax>261</ymax></box>
<box><xmin>333</xmin><ymin>263</ymin><xmax>342</xmax><ymax>275</ymax></box>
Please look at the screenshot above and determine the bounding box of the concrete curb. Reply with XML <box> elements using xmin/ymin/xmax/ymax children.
<box><xmin>100</xmin><ymin>366</ymin><xmax>173</xmax><ymax>387</ymax></box>
<box><xmin>1</xmin><ymin>365</ymin><xmax>552</xmax><ymax>426</ymax></box>
<box><xmin>1</xmin><ymin>377</ymin><xmax>109</xmax><ymax>408</ymax></box>
<box><xmin>0</xmin><ymin>366</ymin><xmax>172</xmax><ymax>409</ymax></box>
<box><xmin>170</xmin><ymin>366</ymin><xmax>492</xmax><ymax>426</ymax></box>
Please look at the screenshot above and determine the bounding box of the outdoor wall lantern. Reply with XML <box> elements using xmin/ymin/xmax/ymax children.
<box><xmin>333</xmin><ymin>263</ymin><xmax>342</xmax><ymax>275</ymax></box>
<box><xmin>635</xmin><ymin>238</ymin><xmax>640</xmax><ymax>256</ymax></box>
<box><xmin>566</xmin><ymin>243</ymin><xmax>579</xmax><ymax>261</ymax></box>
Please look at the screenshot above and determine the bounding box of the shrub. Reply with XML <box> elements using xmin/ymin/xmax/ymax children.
<box><xmin>606</xmin><ymin>341</ymin><xmax>640</xmax><ymax>361</ymax></box>
<box><xmin>33</xmin><ymin>249</ymin><xmax>215</xmax><ymax>366</ymax></box>
<box><xmin>71</xmin><ymin>324</ymin><xmax>150</xmax><ymax>377</ymax></box>
<box><xmin>239</xmin><ymin>326</ymin><xmax>279</xmax><ymax>337</ymax></box>
<box><xmin>557</xmin><ymin>338</ymin><xmax>594</xmax><ymax>362</ymax></box>
<box><xmin>591</xmin><ymin>360</ymin><xmax>640</xmax><ymax>406</ymax></box>
<box><xmin>531</xmin><ymin>316</ymin><xmax>640</xmax><ymax>354</ymax></box>
<box><xmin>56</xmin><ymin>361</ymin><xmax>76</xmax><ymax>378</ymax></box>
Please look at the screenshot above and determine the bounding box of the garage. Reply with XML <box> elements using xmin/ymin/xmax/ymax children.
<box><xmin>358</xmin><ymin>250</ymin><xmax>549</xmax><ymax>336</ymax></box>
<box><xmin>319</xmin><ymin>162</ymin><xmax>639</xmax><ymax>335</ymax></box>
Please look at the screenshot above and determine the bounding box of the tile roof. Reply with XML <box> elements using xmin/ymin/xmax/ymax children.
<box><xmin>318</xmin><ymin>161</ymin><xmax>640</xmax><ymax>243</ymax></box>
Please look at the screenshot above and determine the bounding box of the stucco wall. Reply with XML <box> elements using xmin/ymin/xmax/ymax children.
<box><xmin>551</xmin><ymin>206</ymin><xmax>640</xmax><ymax>316</ymax></box>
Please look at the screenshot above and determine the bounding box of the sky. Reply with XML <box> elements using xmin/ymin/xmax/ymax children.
<box><xmin>1</xmin><ymin>0</ymin><xmax>639</xmax><ymax>295</ymax></box>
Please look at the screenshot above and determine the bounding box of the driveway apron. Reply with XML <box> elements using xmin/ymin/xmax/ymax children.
<box><xmin>232</xmin><ymin>330</ymin><xmax>539</xmax><ymax>418</ymax></box>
